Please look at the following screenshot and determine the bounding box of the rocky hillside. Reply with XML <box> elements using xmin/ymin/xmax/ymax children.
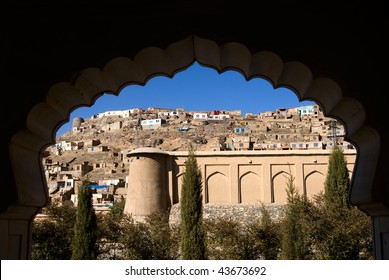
<box><xmin>45</xmin><ymin>111</ymin><xmax>237</xmax><ymax>183</ymax></box>
<box><xmin>55</xmin><ymin>114</ymin><xmax>229</xmax><ymax>152</ymax></box>
<box><xmin>43</xmin><ymin>106</ymin><xmax>332</xmax><ymax>184</ymax></box>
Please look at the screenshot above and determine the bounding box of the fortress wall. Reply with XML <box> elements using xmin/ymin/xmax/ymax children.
<box><xmin>169</xmin><ymin>150</ymin><xmax>357</xmax><ymax>206</ymax></box>
<box><xmin>126</xmin><ymin>148</ymin><xmax>356</xmax><ymax>221</ymax></box>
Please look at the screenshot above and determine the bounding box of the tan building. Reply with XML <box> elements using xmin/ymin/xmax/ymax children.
<box><xmin>123</xmin><ymin>147</ymin><xmax>356</xmax><ymax>221</ymax></box>
<box><xmin>227</xmin><ymin>135</ymin><xmax>252</xmax><ymax>150</ymax></box>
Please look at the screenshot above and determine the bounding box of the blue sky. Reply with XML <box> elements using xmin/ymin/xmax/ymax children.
<box><xmin>56</xmin><ymin>62</ymin><xmax>314</xmax><ymax>137</ymax></box>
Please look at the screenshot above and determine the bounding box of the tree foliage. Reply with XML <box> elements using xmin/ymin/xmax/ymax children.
<box><xmin>180</xmin><ymin>147</ymin><xmax>206</xmax><ymax>259</ymax></box>
<box><xmin>118</xmin><ymin>211</ymin><xmax>180</xmax><ymax>260</ymax></box>
<box><xmin>309</xmin><ymin>146</ymin><xmax>373</xmax><ymax>259</ymax></box>
<box><xmin>205</xmin><ymin>217</ymin><xmax>245</xmax><ymax>260</ymax></box>
<box><xmin>119</xmin><ymin>214</ymin><xmax>153</xmax><ymax>259</ymax></box>
<box><xmin>324</xmin><ymin>145</ymin><xmax>350</xmax><ymax>209</ymax></box>
<box><xmin>32</xmin><ymin>201</ymin><xmax>76</xmax><ymax>259</ymax></box>
<box><xmin>96</xmin><ymin>199</ymin><xmax>125</xmax><ymax>259</ymax></box>
<box><xmin>144</xmin><ymin>211</ymin><xmax>181</xmax><ymax>260</ymax></box>
<box><xmin>248</xmin><ymin>203</ymin><xmax>281</xmax><ymax>259</ymax></box>
<box><xmin>280</xmin><ymin>169</ymin><xmax>311</xmax><ymax>260</ymax></box>
<box><xmin>71</xmin><ymin>180</ymin><xmax>98</xmax><ymax>259</ymax></box>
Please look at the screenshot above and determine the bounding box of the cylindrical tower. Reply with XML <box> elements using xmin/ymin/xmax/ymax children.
<box><xmin>72</xmin><ymin>116</ymin><xmax>84</xmax><ymax>131</ymax></box>
<box><xmin>124</xmin><ymin>147</ymin><xmax>169</xmax><ymax>221</ymax></box>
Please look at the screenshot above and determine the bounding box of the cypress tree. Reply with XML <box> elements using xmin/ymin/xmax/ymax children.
<box><xmin>313</xmin><ymin>144</ymin><xmax>373</xmax><ymax>259</ymax></box>
<box><xmin>280</xmin><ymin>169</ymin><xmax>311</xmax><ymax>259</ymax></box>
<box><xmin>71</xmin><ymin>180</ymin><xmax>98</xmax><ymax>259</ymax></box>
<box><xmin>180</xmin><ymin>147</ymin><xmax>206</xmax><ymax>259</ymax></box>
<box><xmin>324</xmin><ymin>145</ymin><xmax>350</xmax><ymax>209</ymax></box>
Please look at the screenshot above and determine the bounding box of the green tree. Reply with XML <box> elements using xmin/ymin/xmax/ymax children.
<box><xmin>280</xmin><ymin>170</ymin><xmax>311</xmax><ymax>259</ymax></box>
<box><xmin>119</xmin><ymin>211</ymin><xmax>181</xmax><ymax>260</ymax></box>
<box><xmin>205</xmin><ymin>217</ymin><xmax>244</xmax><ymax>260</ymax></box>
<box><xmin>180</xmin><ymin>147</ymin><xmax>206</xmax><ymax>259</ymax></box>
<box><xmin>71</xmin><ymin>180</ymin><xmax>98</xmax><ymax>259</ymax></box>
<box><xmin>97</xmin><ymin>199</ymin><xmax>126</xmax><ymax>259</ymax></box>
<box><xmin>144</xmin><ymin>211</ymin><xmax>181</xmax><ymax>260</ymax></box>
<box><xmin>324</xmin><ymin>145</ymin><xmax>350</xmax><ymax>208</ymax></box>
<box><xmin>248</xmin><ymin>203</ymin><xmax>281</xmax><ymax>259</ymax></box>
<box><xmin>310</xmin><ymin>145</ymin><xmax>373</xmax><ymax>259</ymax></box>
<box><xmin>120</xmin><ymin>214</ymin><xmax>153</xmax><ymax>259</ymax></box>
<box><xmin>32</xmin><ymin>201</ymin><xmax>76</xmax><ymax>259</ymax></box>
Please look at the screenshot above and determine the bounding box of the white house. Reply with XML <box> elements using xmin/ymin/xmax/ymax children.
<box><xmin>208</xmin><ymin>114</ymin><xmax>230</xmax><ymax>121</ymax></box>
<box><xmin>193</xmin><ymin>112</ymin><xmax>208</xmax><ymax>120</ymax></box>
<box><xmin>298</xmin><ymin>105</ymin><xmax>315</xmax><ymax>117</ymax></box>
<box><xmin>140</xmin><ymin>118</ymin><xmax>164</xmax><ymax>130</ymax></box>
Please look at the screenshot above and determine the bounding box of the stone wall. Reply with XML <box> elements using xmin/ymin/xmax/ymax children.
<box><xmin>169</xmin><ymin>203</ymin><xmax>287</xmax><ymax>226</ymax></box>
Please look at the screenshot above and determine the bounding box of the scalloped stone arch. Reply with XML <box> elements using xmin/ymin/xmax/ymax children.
<box><xmin>9</xmin><ymin>35</ymin><xmax>380</xmax><ymax>218</ymax></box>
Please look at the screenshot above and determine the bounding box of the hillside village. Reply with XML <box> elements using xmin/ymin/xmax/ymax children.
<box><xmin>42</xmin><ymin>104</ymin><xmax>354</xmax><ymax>211</ymax></box>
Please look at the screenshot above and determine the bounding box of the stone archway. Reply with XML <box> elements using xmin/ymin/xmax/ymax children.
<box><xmin>7</xmin><ymin>35</ymin><xmax>381</xmax><ymax>259</ymax></box>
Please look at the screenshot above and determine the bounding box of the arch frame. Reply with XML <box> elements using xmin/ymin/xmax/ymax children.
<box><xmin>12</xmin><ymin>36</ymin><xmax>380</xmax><ymax>213</ymax></box>
<box><xmin>4</xmin><ymin>34</ymin><xmax>386</xmax><ymax>259</ymax></box>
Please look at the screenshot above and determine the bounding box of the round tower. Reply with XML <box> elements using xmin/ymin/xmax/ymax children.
<box><xmin>124</xmin><ymin>147</ymin><xmax>169</xmax><ymax>221</ymax></box>
<box><xmin>72</xmin><ymin>116</ymin><xmax>84</xmax><ymax>130</ymax></box>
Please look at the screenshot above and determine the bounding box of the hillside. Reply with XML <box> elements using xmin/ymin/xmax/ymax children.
<box><xmin>43</xmin><ymin>105</ymin><xmax>340</xmax><ymax>186</ymax></box>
